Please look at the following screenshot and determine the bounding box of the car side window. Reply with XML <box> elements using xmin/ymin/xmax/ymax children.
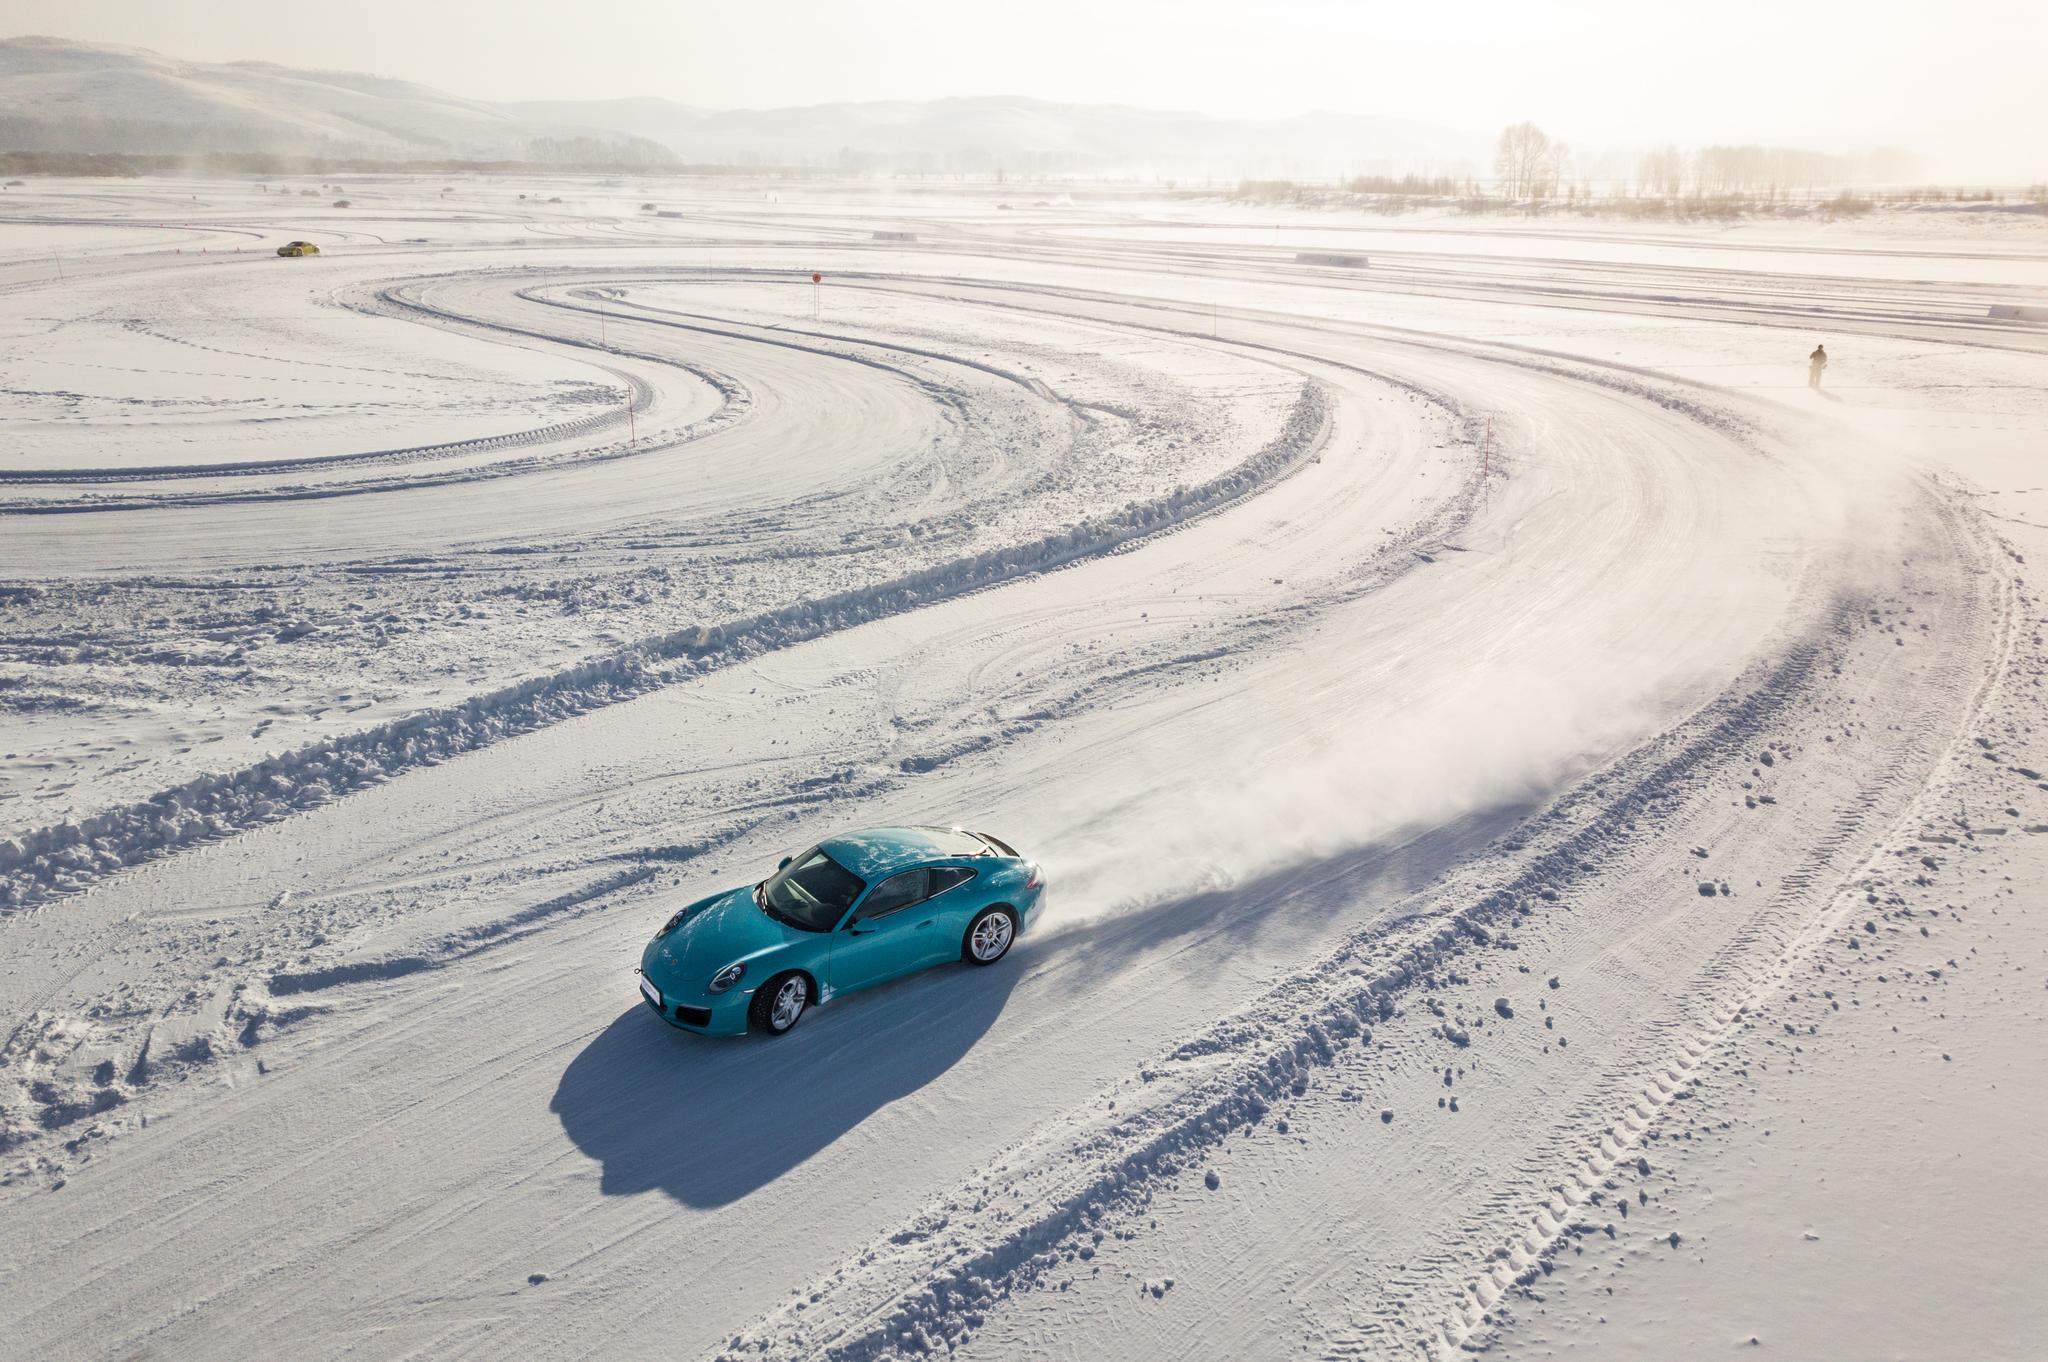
<box><xmin>859</xmin><ymin>868</ymin><xmax>929</xmax><ymax>920</ymax></box>
<box><xmin>928</xmin><ymin>866</ymin><xmax>977</xmax><ymax>896</ymax></box>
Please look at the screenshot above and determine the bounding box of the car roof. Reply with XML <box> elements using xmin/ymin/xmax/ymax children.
<box><xmin>818</xmin><ymin>826</ymin><xmax>990</xmax><ymax>880</ymax></box>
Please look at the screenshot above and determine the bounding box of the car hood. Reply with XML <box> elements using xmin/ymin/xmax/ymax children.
<box><xmin>640</xmin><ymin>884</ymin><xmax>809</xmax><ymax>992</ymax></box>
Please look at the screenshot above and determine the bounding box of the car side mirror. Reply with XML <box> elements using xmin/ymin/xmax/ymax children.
<box><xmin>777</xmin><ymin>856</ymin><xmax>792</xmax><ymax>871</ymax></box>
<box><xmin>845</xmin><ymin>916</ymin><xmax>873</xmax><ymax>934</ymax></box>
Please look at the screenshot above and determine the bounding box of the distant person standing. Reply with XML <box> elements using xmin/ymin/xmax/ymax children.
<box><xmin>1808</xmin><ymin>343</ymin><xmax>1828</xmax><ymax>390</ymax></box>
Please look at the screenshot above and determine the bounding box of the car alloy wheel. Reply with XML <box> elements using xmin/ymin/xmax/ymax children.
<box><xmin>967</xmin><ymin>909</ymin><xmax>1014</xmax><ymax>963</ymax></box>
<box><xmin>768</xmin><ymin>975</ymin><xmax>807</xmax><ymax>1032</ymax></box>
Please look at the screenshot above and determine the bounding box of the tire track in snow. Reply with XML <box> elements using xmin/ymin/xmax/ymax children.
<box><xmin>712</xmin><ymin>481</ymin><xmax>2010</xmax><ymax>1362</ymax></box>
<box><xmin>713</xmin><ymin>628</ymin><xmax>1847</xmax><ymax>1360</ymax></box>
<box><xmin>1409</xmin><ymin>493</ymin><xmax>2014</xmax><ymax>1357</ymax></box>
<box><xmin>0</xmin><ymin>276</ymin><xmax>744</xmax><ymax>505</ymax></box>
<box><xmin>0</xmin><ymin>381</ymin><xmax>1336</xmax><ymax>912</ymax></box>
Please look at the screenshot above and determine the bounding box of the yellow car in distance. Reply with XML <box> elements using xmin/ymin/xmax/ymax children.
<box><xmin>276</xmin><ymin>241</ymin><xmax>320</xmax><ymax>257</ymax></box>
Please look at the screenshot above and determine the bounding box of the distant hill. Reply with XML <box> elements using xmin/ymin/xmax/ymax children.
<box><xmin>0</xmin><ymin>36</ymin><xmax>536</xmax><ymax>158</ymax></box>
<box><xmin>0</xmin><ymin>36</ymin><xmax>1487</xmax><ymax>176</ymax></box>
<box><xmin>503</xmin><ymin>95</ymin><xmax>1489</xmax><ymax>178</ymax></box>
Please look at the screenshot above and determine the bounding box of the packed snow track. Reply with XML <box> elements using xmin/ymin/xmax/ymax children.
<box><xmin>1</xmin><ymin>178</ymin><xmax>2043</xmax><ymax>1362</ymax></box>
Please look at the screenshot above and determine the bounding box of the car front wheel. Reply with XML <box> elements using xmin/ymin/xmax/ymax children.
<box><xmin>962</xmin><ymin>907</ymin><xmax>1017</xmax><ymax>965</ymax></box>
<box><xmin>750</xmin><ymin>972</ymin><xmax>809</xmax><ymax>1036</ymax></box>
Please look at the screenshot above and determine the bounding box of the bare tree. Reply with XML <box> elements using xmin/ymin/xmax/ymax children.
<box><xmin>1637</xmin><ymin>144</ymin><xmax>1687</xmax><ymax>198</ymax></box>
<box><xmin>1543</xmin><ymin>139</ymin><xmax>1570</xmax><ymax>198</ymax></box>
<box><xmin>1494</xmin><ymin>122</ymin><xmax>1553</xmax><ymax>198</ymax></box>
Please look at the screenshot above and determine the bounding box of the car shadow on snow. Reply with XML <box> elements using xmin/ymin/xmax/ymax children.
<box><xmin>553</xmin><ymin>798</ymin><xmax>1539</xmax><ymax>1209</ymax></box>
<box><xmin>551</xmin><ymin>956</ymin><xmax>1021</xmax><ymax>1207</ymax></box>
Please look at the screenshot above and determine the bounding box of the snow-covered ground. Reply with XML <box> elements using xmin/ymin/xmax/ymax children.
<box><xmin>1</xmin><ymin>177</ymin><xmax>2044</xmax><ymax>1361</ymax></box>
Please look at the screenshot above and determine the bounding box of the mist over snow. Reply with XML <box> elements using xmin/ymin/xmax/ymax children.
<box><xmin>0</xmin><ymin>36</ymin><xmax>1487</xmax><ymax>175</ymax></box>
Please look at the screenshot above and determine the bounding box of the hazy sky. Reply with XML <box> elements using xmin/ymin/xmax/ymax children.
<box><xmin>12</xmin><ymin>0</ymin><xmax>2044</xmax><ymax>172</ymax></box>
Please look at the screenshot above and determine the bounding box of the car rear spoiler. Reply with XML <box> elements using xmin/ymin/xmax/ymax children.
<box><xmin>973</xmin><ymin>830</ymin><xmax>1020</xmax><ymax>858</ymax></box>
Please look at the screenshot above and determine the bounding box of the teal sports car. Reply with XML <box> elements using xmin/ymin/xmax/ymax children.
<box><xmin>636</xmin><ymin>826</ymin><xmax>1044</xmax><ymax>1037</ymax></box>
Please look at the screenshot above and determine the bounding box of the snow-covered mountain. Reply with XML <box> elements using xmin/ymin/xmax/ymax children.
<box><xmin>0</xmin><ymin>35</ymin><xmax>1486</xmax><ymax>175</ymax></box>
<box><xmin>0</xmin><ymin>36</ymin><xmax>535</xmax><ymax>158</ymax></box>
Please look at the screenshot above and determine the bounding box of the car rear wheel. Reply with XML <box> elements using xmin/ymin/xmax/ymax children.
<box><xmin>962</xmin><ymin>906</ymin><xmax>1017</xmax><ymax>965</ymax></box>
<box><xmin>749</xmin><ymin>972</ymin><xmax>809</xmax><ymax>1036</ymax></box>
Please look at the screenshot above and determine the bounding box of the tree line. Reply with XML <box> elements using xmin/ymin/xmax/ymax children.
<box><xmin>1495</xmin><ymin>121</ymin><xmax>1931</xmax><ymax>200</ymax></box>
<box><xmin>524</xmin><ymin>135</ymin><xmax>679</xmax><ymax>168</ymax></box>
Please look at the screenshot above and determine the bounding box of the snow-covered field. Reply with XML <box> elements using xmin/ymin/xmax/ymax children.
<box><xmin>2</xmin><ymin>176</ymin><xmax>2045</xmax><ymax>1360</ymax></box>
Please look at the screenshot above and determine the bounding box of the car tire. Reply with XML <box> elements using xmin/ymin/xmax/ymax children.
<box><xmin>962</xmin><ymin>906</ymin><xmax>1018</xmax><ymax>966</ymax></box>
<box><xmin>749</xmin><ymin>971</ymin><xmax>809</xmax><ymax>1037</ymax></box>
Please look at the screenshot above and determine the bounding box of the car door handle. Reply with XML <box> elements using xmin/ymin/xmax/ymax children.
<box><xmin>915</xmin><ymin>919</ymin><xmax>934</xmax><ymax>929</ymax></box>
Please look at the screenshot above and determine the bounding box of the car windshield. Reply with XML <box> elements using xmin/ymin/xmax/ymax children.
<box><xmin>756</xmin><ymin>848</ymin><xmax>866</xmax><ymax>932</ymax></box>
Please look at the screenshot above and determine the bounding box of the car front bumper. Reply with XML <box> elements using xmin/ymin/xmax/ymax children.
<box><xmin>637</xmin><ymin>970</ymin><xmax>752</xmax><ymax>1037</ymax></box>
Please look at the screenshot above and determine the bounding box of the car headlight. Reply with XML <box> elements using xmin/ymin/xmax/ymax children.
<box><xmin>708</xmin><ymin>962</ymin><xmax>746</xmax><ymax>994</ymax></box>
